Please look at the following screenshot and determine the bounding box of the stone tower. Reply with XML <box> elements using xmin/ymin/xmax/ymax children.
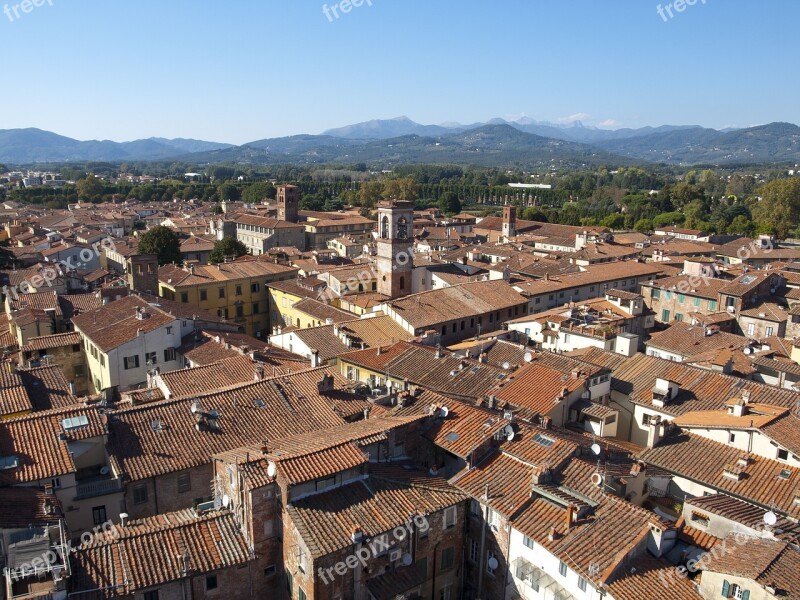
<box><xmin>502</xmin><ymin>205</ymin><xmax>517</xmax><ymax>239</ymax></box>
<box><xmin>376</xmin><ymin>200</ymin><xmax>414</xmax><ymax>299</ymax></box>
<box><xmin>276</xmin><ymin>185</ymin><xmax>299</xmax><ymax>223</ymax></box>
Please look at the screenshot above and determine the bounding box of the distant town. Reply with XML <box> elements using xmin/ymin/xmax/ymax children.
<box><xmin>1</xmin><ymin>161</ymin><xmax>800</xmax><ymax>600</ymax></box>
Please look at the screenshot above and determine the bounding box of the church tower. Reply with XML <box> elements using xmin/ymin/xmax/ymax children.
<box><xmin>276</xmin><ymin>185</ymin><xmax>299</xmax><ymax>223</ymax></box>
<box><xmin>376</xmin><ymin>200</ymin><xmax>414</xmax><ymax>299</ymax></box>
<box><xmin>502</xmin><ymin>205</ymin><xmax>517</xmax><ymax>239</ymax></box>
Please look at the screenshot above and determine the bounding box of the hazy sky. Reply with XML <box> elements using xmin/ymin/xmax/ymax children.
<box><xmin>1</xmin><ymin>0</ymin><xmax>797</xmax><ymax>144</ymax></box>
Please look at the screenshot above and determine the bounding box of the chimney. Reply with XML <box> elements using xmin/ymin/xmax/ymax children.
<box><xmin>310</xmin><ymin>350</ymin><xmax>321</xmax><ymax>368</ymax></box>
<box><xmin>120</xmin><ymin>513</ymin><xmax>129</xmax><ymax>527</ymax></box>
<box><xmin>566</xmin><ymin>505</ymin><xmax>576</xmax><ymax>530</ymax></box>
<box><xmin>254</xmin><ymin>364</ymin><xmax>265</xmax><ymax>382</ymax></box>
<box><xmin>646</xmin><ymin>415</ymin><xmax>664</xmax><ymax>448</ymax></box>
<box><xmin>548</xmin><ymin>526</ymin><xmax>559</xmax><ymax>542</ymax></box>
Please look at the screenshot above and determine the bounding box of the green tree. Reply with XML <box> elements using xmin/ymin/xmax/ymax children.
<box><xmin>727</xmin><ymin>215</ymin><xmax>754</xmax><ymax>236</ymax></box>
<box><xmin>76</xmin><ymin>174</ymin><xmax>105</xmax><ymax>201</ymax></box>
<box><xmin>751</xmin><ymin>178</ymin><xmax>800</xmax><ymax>239</ymax></box>
<box><xmin>217</xmin><ymin>183</ymin><xmax>240</xmax><ymax>202</ymax></box>
<box><xmin>241</xmin><ymin>181</ymin><xmax>276</xmax><ymax>204</ymax></box>
<box><xmin>652</xmin><ymin>212</ymin><xmax>686</xmax><ymax>228</ymax></box>
<box><xmin>358</xmin><ymin>181</ymin><xmax>384</xmax><ymax>208</ymax></box>
<box><xmin>137</xmin><ymin>226</ymin><xmax>182</xmax><ymax>266</ymax></box>
<box><xmin>210</xmin><ymin>237</ymin><xmax>248</xmax><ymax>264</ymax></box>
<box><xmin>634</xmin><ymin>218</ymin><xmax>653</xmax><ymax>233</ymax></box>
<box><xmin>522</xmin><ymin>208</ymin><xmax>548</xmax><ymax>222</ymax></box>
<box><xmin>438</xmin><ymin>191</ymin><xmax>461</xmax><ymax>215</ymax></box>
<box><xmin>600</xmin><ymin>214</ymin><xmax>625</xmax><ymax>230</ymax></box>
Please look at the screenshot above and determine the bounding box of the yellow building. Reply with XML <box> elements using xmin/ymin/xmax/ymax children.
<box><xmin>159</xmin><ymin>259</ymin><xmax>298</xmax><ymax>337</ymax></box>
<box><xmin>267</xmin><ymin>278</ymin><xmax>328</xmax><ymax>329</ymax></box>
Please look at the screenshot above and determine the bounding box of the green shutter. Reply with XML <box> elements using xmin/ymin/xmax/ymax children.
<box><xmin>741</xmin><ymin>590</ymin><xmax>750</xmax><ymax>600</ymax></box>
<box><xmin>721</xmin><ymin>580</ymin><xmax>730</xmax><ymax>596</ymax></box>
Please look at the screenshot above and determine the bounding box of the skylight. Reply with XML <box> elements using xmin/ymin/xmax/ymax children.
<box><xmin>0</xmin><ymin>455</ymin><xmax>20</xmax><ymax>470</ymax></box>
<box><xmin>533</xmin><ymin>434</ymin><xmax>555</xmax><ymax>447</ymax></box>
<box><xmin>61</xmin><ymin>415</ymin><xmax>90</xmax><ymax>431</ymax></box>
<box><xmin>445</xmin><ymin>432</ymin><xmax>461</xmax><ymax>443</ymax></box>
<box><xmin>740</xmin><ymin>275</ymin><xmax>757</xmax><ymax>285</ymax></box>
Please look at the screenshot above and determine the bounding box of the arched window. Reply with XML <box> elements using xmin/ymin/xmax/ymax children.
<box><xmin>381</xmin><ymin>216</ymin><xmax>390</xmax><ymax>239</ymax></box>
<box><xmin>397</xmin><ymin>217</ymin><xmax>408</xmax><ymax>240</ymax></box>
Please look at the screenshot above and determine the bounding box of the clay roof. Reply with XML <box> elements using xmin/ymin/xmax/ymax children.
<box><xmin>70</xmin><ymin>509</ymin><xmax>250</xmax><ymax>597</ymax></box>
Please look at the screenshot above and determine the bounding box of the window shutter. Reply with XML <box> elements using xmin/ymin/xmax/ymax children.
<box><xmin>741</xmin><ymin>590</ymin><xmax>749</xmax><ymax>600</ymax></box>
<box><xmin>721</xmin><ymin>580</ymin><xmax>730</xmax><ymax>597</ymax></box>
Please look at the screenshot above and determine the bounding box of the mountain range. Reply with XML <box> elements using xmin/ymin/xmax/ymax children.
<box><xmin>2</xmin><ymin>118</ymin><xmax>799</xmax><ymax>167</ymax></box>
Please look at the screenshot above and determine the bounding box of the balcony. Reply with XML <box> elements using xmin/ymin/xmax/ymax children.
<box><xmin>75</xmin><ymin>477</ymin><xmax>122</xmax><ymax>500</ymax></box>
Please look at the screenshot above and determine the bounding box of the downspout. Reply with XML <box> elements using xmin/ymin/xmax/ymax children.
<box><xmin>477</xmin><ymin>485</ymin><xmax>489</xmax><ymax>598</ymax></box>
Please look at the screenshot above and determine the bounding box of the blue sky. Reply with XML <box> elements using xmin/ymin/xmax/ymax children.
<box><xmin>1</xmin><ymin>0</ymin><xmax>797</xmax><ymax>144</ymax></box>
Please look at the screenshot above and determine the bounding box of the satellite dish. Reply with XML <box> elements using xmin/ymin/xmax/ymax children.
<box><xmin>591</xmin><ymin>472</ymin><xmax>603</xmax><ymax>487</ymax></box>
<box><xmin>524</xmin><ymin>352</ymin><xmax>533</xmax><ymax>363</ymax></box>
<box><xmin>591</xmin><ymin>443</ymin><xmax>601</xmax><ymax>456</ymax></box>
<box><xmin>764</xmin><ymin>511</ymin><xmax>778</xmax><ymax>526</ymax></box>
<box><xmin>100</xmin><ymin>466</ymin><xmax>110</xmax><ymax>476</ymax></box>
<box><xmin>502</xmin><ymin>362</ymin><xmax>511</xmax><ymax>370</ymax></box>
<box><xmin>402</xmin><ymin>553</ymin><xmax>413</xmax><ymax>567</ymax></box>
<box><xmin>504</xmin><ymin>424</ymin><xmax>515</xmax><ymax>441</ymax></box>
<box><xmin>488</xmin><ymin>556</ymin><xmax>499</xmax><ymax>571</ymax></box>
<box><xmin>743</xmin><ymin>347</ymin><xmax>753</xmax><ymax>355</ymax></box>
<box><xmin>191</xmin><ymin>401</ymin><xmax>201</xmax><ymax>414</ymax></box>
<box><xmin>440</xmin><ymin>406</ymin><xmax>450</xmax><ymax>418</ymax></box>
<box><xmin>267</xmin><ymin>461</ymin><xmax>277</xmax><ymax>479</ymax></box>
<box><xmin>222</xmin><ymin>495</ymin><xmax>230</xmax><ymax>508</ymax></box>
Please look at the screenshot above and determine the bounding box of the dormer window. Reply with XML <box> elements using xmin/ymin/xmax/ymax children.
<box><xmin>778</xmin><ymin>448</ymin><xmax>789</xmax><ymax>462</ymax></box>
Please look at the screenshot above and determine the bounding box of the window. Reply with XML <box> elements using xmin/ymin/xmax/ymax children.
<box><xmin>470</xmin><ymin>499</ymin><xmax>481</xmax><ymax>517</ymax></box>
<box><xmin>487</xmin><ymin>551</ymin><xmax>497</xmax><ymax>576</ymax></box>
<box><xmin>51</xmin><ymin>477</ymin><xmax>61</xmax><ymax>489</ymax></box>
<box><xmin>236</xmin><ymin>285</ymin><xmax>242</xmax><ymax>296</ymax></box>
<box><xmin>675</xmin><ymin>313</ymin><xmax>683</xmax><ymax>322</ymax></box>
<box><xmin>144</xmin><ymin>592</ymin><xmax>159</xmax><ymax>600</ymax></box>
<box><xmin>236</xmin><ymin>305</ymin><xmax>244</xmax><ymax>318</ymax></box>
<box><xmin>133</xmin><ymin>484</ymin><xmax>148</xmax><ymax>504</ymax></box>
<box><xmin>92</xmin><ymin>505</ymin><xmax>107</xmax><ymax>525</ymax></box>
<box><xmin>523</xmin><ymin>535</ymin><xmax>534</xmax><ymax>550</ymax></box>
<box><xmin>778</xmin><ymin>448</ymin><xmax>789</xmax><ymax>461</ymax></box>
<box><xmin>444</xmin><ymin>506</ymin><xmax>457</xmax><ymax>529</ymax></box>
<box><xmin>441</xmin><ymin>546</ymin><xmax>454</xmax><ymax>571</ymax></box>
<box><xmin>661</xmin><ymin>309</ymin><xmax>670</xmax><ymax>322</ymax></box>
<box><xmin>652</xmin><ymin>288</ymin><xmax>661</xmax><ymax>299</ymax></box>
<box><xmin>723</xmin><ymin>581</ymin><xmax>748</xmax><ymax>600</ymax></box>
<box><xmin>264</xmin><ymin>565</ymin><xmax>276</xmax><ymax>577</ymax></box>
<box><xmin>218</xmin><ymin>287</ymin><xmax>225</xmax><ymax>299</ymax></box>
<box><xmin>251</xmin><ymin>282</ymin><xmax>260</xmax><ymax>293</ymax></box>
<box><xmin>767</xmin><ymin>326</ymin><xmax>774</xmax><ymax>337</ymax></box>
<box><xmin>747</xmin><ymin>323</ymin><xmax>755</xmax><ymax>336</ymax></box>
<box><xmin>416</xmin><ymin>558</ymin><xmax>428</xmax><ymax>579</ymax></box>
<box><xmin>694</xmin><ymin>297</ymin><xmax>701</xmax><ymax>307</ymax></box>
<box><xmin>181</xmin><ymin>292</ymin><xmax>188</xmax><ymax>303</ymax></box>
<box><xmin>469</xmin><ymin>539</ymin><xmax>478</xmax><ymax>563</ymax></box>
<box><xmin>200</xmin><ymin>289</ymin><xmax>208</xmax><ymax>301</ymax></box>
<box><xmin>578</xmin><ymin>576</ymin><xmax>587</xmax><ymax>591</ymax></box>
<box><xmin>177</xmin><ymin>472</ymin><xmax>191</xmax><ymax>493</ymax></box>
<box><xmin>641</xmin><ymin>412</ymin><xmax>652</xmax><ymax>426</ymax></box>
<box><xmin>124</xmin><ymin>355</ymin><xmax>139</xmax><ymax>370</ymax></box>
<box><xmin>708</xmin><ymin>300</ymin><xmax>717</xmax><ymax>311</ymax></box>
<box><xmin>205</xmin><ymin>575</ymin><xmax>218</xmax><ymax>591</ymax></box>
<box><xmin>487</xmin><ymin>507</ymin><xmax>500</xmax><ymax>530</ymax></box>
<box><xmin>298</xmin><ymin>545</ymin><xmax>309</xmax><ymax>573</ymax></box>
<box><xmin>253</xmin><ymin>302</ymin><xmax>260</xmax><ymax>314</ymax></box>
<box><xmin>100</xmin><ymin>354</ymin><xmax>105</xmax><ymax>367</ymax></box>
<box><xmin>145</xmin><ymin>352</ymin><xmax>157</xmax><ymax>365</ymax></box>
<box><xmin>298</xmin><ymin>589</ymin><xmax>307</xmax><ymax>600</ymax></box>
<box><xmin>558</xmin><ymin>560</ymin><xmax>567</xmax><ymax>577</ymax></box>
<box><xmin>678</xmin><ymin>294</ymin><xmax>685</xmax><ymax>303</ymax></box>
<box><xmin>164</xmin><ymin>347</ymin><xmax>177</xmax><ymax>362</ymax></box>
<box><xmin>729</xmin><ymin>433</ymin><xmax>736</xmax><ymax>444</ymax></box>
<box><xmin>166</xmin><ymin>326</ymin><xmax>172</xmax><ymax>335</ymax></box>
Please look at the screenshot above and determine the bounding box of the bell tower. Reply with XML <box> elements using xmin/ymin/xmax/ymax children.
<box><xmin>376</xmin><ymin>200</ymin><xmax>414</xmax><ymax>299</ymax></box>
<box><xmin>276</xmin><ymin>185</ymin><xmax>299</xmax><ymax>223</ymax></box>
